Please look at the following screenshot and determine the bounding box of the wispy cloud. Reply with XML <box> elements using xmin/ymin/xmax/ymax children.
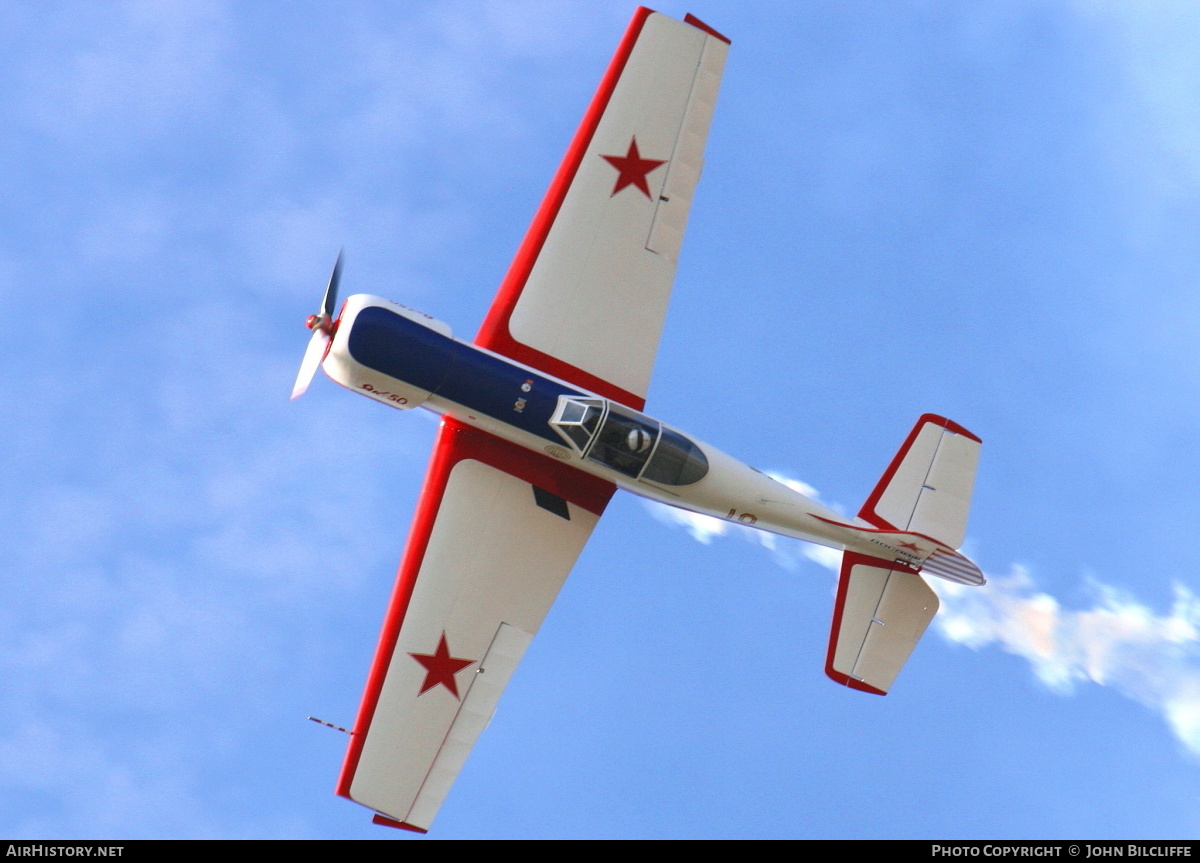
<box><xmin>650</xmin><ymin>471</ymin><xmax>1200</xmax><ymax>759</ymax></box>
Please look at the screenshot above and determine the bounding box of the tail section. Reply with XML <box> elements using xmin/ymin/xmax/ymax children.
<box><xmin>922</xmin><ymin>548</ymin><xmax>984</xmax><ymax>585</ymax></box>
<box><xmin>825</xmin><ymin>415</ymin><xmax>982</xmax><ymax>694</ymax></box>
<box><xmin>826</xmin><ymin>552</ymin><xmax>939</xmax><ymax>695</ymax></box>
<box><xmin>858</xmin><ymin>414</ymin><xmax>981</xmax><ymax>550</ymax></box>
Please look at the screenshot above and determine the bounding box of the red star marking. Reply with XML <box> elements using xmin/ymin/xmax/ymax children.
<box><xmin>600</xmin><ymin>137</ymin><xmax>666</xmax><ymax>199</ymax></box>
<box><xmin>898</xmin><ymin>541</ymin><xmax>921</xmax><ymax>553</ymax></box>
<box><xmin>410</xmin><ymin>633</ymin><xmax>475</xmax><ymax>699</ymax></box>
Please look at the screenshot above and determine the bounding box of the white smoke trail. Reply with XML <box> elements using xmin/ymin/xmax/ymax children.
<box><xmin>645</xmin><ymin>474</ymin><xmax>1200</xmax><ymax>759</ymax></box>
<box><xmin>932</xmin><ymin>569</ymin><xmax>1200</xmax><ymax>757</ymax></box>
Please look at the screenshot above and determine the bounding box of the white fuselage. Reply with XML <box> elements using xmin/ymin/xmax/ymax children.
<box><xmin>322</xmin><ymin>295</ymin><xmax>951</xmax><ymax>568</ymax></box>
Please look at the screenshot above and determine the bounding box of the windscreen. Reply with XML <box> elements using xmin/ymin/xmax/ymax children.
<box><xmin>640</xmin><ymin>427</ymin><xmax>708</xmax><ymax>485</ymax></box>
<box><xmin>586</xmin><ymin>403</ymin><xmax>661</xmax><ymax>478</ymax></box>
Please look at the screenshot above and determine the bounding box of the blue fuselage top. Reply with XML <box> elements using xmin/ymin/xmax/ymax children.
<box><xmin>347</xmin><ymin>305</ymin><xmax>587</xmax><ymax>443</ymax></box>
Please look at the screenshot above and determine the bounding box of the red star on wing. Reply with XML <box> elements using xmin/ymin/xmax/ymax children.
<box><xmin>898</xmin><ymin>541</ymin><xmax>921</xmax><ymax>553</ymax></box>
<box><xmin>600</xmin><ymin>137</ymin><xmax>666</xmax><ymax>199</ymax></box>
<box><xmin>410</xmin><ymin>633</ymin><xmax>475</xmax><ymax>699</ymax></box>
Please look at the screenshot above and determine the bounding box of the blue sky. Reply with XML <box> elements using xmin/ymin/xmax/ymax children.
<box><xmin>5</xmin><ymin>0</ymin><xmax>1200</xmax><ymax>839</ymax></box>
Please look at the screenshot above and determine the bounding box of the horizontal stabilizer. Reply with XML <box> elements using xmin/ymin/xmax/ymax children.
<box><xmin>826</xmin><ymin>552</ymin><xmax>939</xmax><ymax>695</ymax></box>
<box><xmin>859</xmin><ymin>414</ymin><xmax>981</xmax><ymax>549</ymax></box>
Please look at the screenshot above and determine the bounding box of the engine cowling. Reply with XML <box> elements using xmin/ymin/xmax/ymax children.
<box><xmin>322</xmin><ymin>294</ymin><xmax>453</xmax><ymax>410</ymax></box>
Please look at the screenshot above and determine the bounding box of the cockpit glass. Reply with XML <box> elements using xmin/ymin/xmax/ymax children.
<box><xmin>558</xmin><ymin>400</ymin><xmax>587</xmax><ymax>424</ymax></box>
<box><xmin>550</xmin><ymin>397</ymin><xmax>605</xmax><ymax>452</ymax></box>
<box><xmin>549</xmin><ymin>397</ymin><xmax>707</xmax><ymax>485</ymax></box>
<box><xmin>586</xmin><ymin>403</ymin><xmax>661</xmax><ymax>478</ymax></box>
<box><xmin>641</xmin><ymin>426</ymin><xmax>709</xmax><ymax>486</ymax></box>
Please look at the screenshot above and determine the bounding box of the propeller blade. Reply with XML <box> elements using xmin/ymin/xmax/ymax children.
<box><xmin>291</xmin><ymin>250</ymin><xmax>343</xmax><ymax>400</ymax></box>
<box><xmin>291</xmin><ymin>328</ymin><xmax>329</xmax><ymax>400</ymax></box>
<box><xmin>321</xmin><ymin>249</ymin><xmax>343</xmax><ymax>318</ymax></box>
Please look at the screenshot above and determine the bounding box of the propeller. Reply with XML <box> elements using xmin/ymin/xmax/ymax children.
<box><xmin>291</xmin><ymin>250</ymin><xmax>343</xmax><ymax>400</ymax></box>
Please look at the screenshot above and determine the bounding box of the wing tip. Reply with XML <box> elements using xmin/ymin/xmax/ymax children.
<box><xmin>683</xmin><ymin>13</ymin><xmax>731</xmax><ymax>44</ymax></box>
<box><xmin>916</xmin><ymin>412</ymin><xmax>982</xmax><ymax>444</ymax></box>
<box><xmin>372</xmin><ymin>814</ymin><xmax>428</xmax><ymax>833</ymax></box>
<box><xmin>824</xmin><ymin>664</ymin><xmax>888</xmax><ymax>696</ymax></box>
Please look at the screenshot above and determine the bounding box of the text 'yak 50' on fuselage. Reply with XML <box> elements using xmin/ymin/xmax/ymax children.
<box><xmin>290</xmin><ymin>7</ymin><xmax>984</xmax><ymax>834</ymax></box>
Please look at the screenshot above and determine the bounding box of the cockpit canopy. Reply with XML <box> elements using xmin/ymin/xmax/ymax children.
<box><xmin>549</xmin><ymin>396</ymin><xmax>708</xmax><ymax>486</ymax></box>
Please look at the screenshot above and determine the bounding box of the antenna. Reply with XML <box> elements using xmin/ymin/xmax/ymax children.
<box><xmin>307</xmin><ymin>716</ymin><xmax>351</xmax><ymax>734</ymax></box>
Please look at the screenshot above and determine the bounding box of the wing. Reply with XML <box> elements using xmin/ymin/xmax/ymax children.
<box><xmin>475</xmin><ymin>9</ymin><xmax>730</xmax><ymax>409</ymax></box>
<box><xmin>337</xmin><ymin>419</ymin><xmax>615</xmax><ymax>832</ymax></box>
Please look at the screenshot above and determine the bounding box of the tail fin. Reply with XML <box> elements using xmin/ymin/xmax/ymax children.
<box><xmin>825</xmin><ymin>415</ymin><xmax>982</xmax><ymax>694</ymax></box>
<box><xmin>857</xmin><ymin>414</ymin><xmax>981</xmax><ymax>549</ymax></box>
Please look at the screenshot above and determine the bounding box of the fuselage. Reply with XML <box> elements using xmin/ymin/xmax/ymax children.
<box><xmin>321</xmin><ymin>295</ymin><xmax>955</xmax><ymax>568</ymax></box>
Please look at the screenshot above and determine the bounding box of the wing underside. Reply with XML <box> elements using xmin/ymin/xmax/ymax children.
<box><xmin>337</xmin><ymin>419</ymin><xmax>615</xmax><ymax>831</ymax></box>
<box><xmin>476</xmin><ymin>9</ymin><xmax>730</xmax><ymax>409</ymax></box>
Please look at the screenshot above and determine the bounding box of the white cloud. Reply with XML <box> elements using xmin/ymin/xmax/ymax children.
<box><xmin>16</xmin><ymin>0</ymin><xmax>232</xmax><ymax>143</ymax></box>
<box><xmin>1080</xmin><ymin>0</ymin><xmax>1200</xmax><ymax>191</ymax></box>
<box><xmin>763</xmin><ymin>471</ymin><xmax>821</xmax><ymax>500</ymax></box>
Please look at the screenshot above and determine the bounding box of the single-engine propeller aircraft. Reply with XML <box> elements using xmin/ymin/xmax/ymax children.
<box><xmin>291</xmin><ymin>8</ymin><xmax>984</xmax><ymax>833</ymax></box>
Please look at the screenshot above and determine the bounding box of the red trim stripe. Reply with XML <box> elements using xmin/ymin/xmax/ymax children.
<box><xmin>336</xmin><ymin>419</ymin><xmax>615</xmax><ymax>800</ymax></box>
<box><xmin>683</xmin><ymin>13</ymin><xmax>731</xmax><ymax>44</ymax></box>
<box><xmin>812</xmin><ymin>514</ymin><xmax>951</xmax><ymax>555</ymax></box>
<box><xmin>474</xmin><ymin>7</ymin><xmax>656</xmax><ymax>411</ymax></box>
<box><xmin>336</xmin><ymin>422</ymin><xmax>460</xmax><ymax>798</ymax></box>
<box><xmin>372</xmin><ymin>814</ymin><xmax>427</xmax><ymax>833</ymax></box>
